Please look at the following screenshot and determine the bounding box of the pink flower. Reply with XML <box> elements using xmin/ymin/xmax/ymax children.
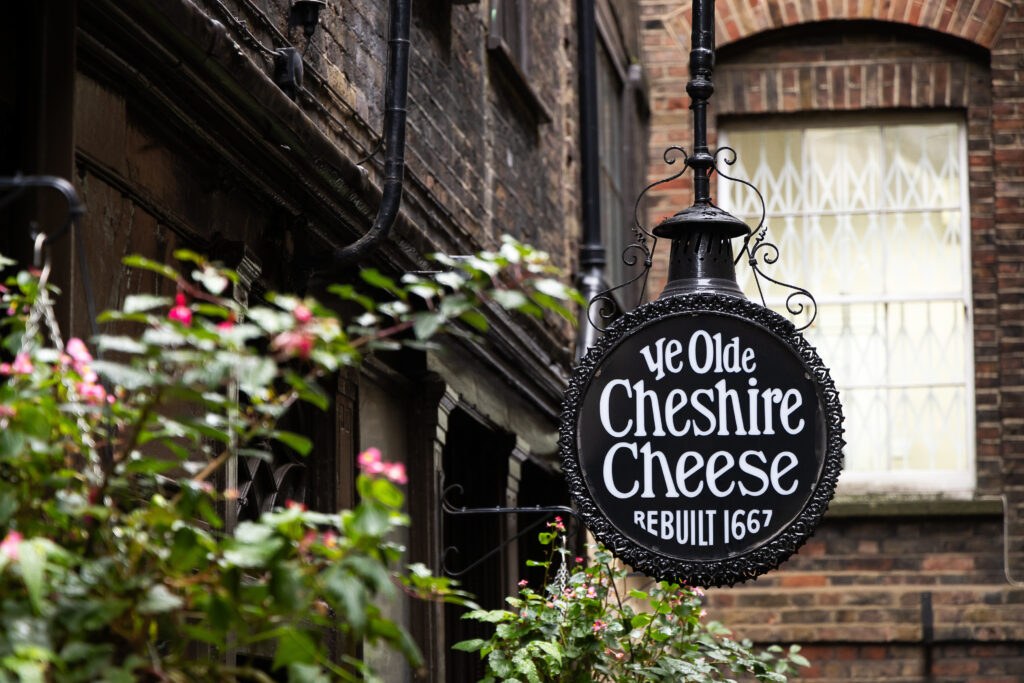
<box><xmin>11</xmin><ymin>354</ymin><xmax>33</xmax><ymax>375</ymax></box>
<box><xmin>285</xmin><ymin>499</ymin><xmax>307</xmax><ymax>511</ymax></box>
<box><xmin>76</xmin><ymin>382</ymin><xmax>107</xmax><ymax>405</ymax></box>
<box><xmin>692</xmin><ymin>586</ymin><xmax>705</xmax><ymax>597</ymax></box>
<box><xmin>66</xmin><ymin>338</ymin><xmax>92</xmax><ymax>364</ymax></box>
<box><xmin>0</xmin><ymin>363</ymin><xmax>10</xmax><ymax>375</ymax></box>
<box><xmin>518</xmin><ymin>579</ymin><xmax>529</xmax><ymax>587</ymax></box>
<box><xmin>358</xmin><ymin>448</ymin><xmax>382</xmax><ymax>466</ymax></box>
<box><xmin>168</xmin><ymin>293</ymin><xmax>192</xmax><ymax>326</ymax></box>
<box><xmin>0</xmin><ymin>532</ymin><xmax>22</xmax><ymax>561</ymax></box>
<box><xmin>592</xmin><ymin>620</ymin><xmax>606</xmax><ymax>632</ymax></box>
<box><xmin>0</xmin><ymin>405</ymin><xmax>15</xmax><ymax>417</ymax></box>
<box><xmin>357</xmin><ymin>448</ymin><xmax>387</xmax><ymax>476</ymax></box>
<box><xmin>217</xmin><ymin>319</ymin><xmax>234</xmax><ymax>332</ymax></box>
<box><xmin>272</xmin><ymin>330</ymin><xmax>313</xmax><ymax>359</ymax></box>
<box><xmin>385</xmin><ymin>462</ymin><xmax>408</xmax><ymax>485</ymax></box>
<box><xmin>293</xmin><ymin>304</ymin><xmax>313</xmax><ymax>323</ymax></box>
<box><xmin>575</xmin><ymin>556</ymin><xmax>583</xmax><ymax>563</ymax></box>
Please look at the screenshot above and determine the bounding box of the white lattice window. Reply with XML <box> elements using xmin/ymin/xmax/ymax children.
<box><xmin>718</xmin><ymin>115</ymin><xmax>973</xmax><ymax>494</ymax></box>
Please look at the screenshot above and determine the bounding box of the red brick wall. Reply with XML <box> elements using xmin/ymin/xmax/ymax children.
<box><xmin>640</xmin><ymin>1</ymin><xmax>1024</xmax><ymax>679</ymax></box>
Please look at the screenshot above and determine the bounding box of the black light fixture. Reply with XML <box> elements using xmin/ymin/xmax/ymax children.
<box><xmin>290</xmin><ymin>0</ymin><xmax>328</xmax><ymax>40</ymax></box>
<box><xmin>274</xmin><ymin>47</ymin><xmax>304</xmax><ymax>100</ymax></box>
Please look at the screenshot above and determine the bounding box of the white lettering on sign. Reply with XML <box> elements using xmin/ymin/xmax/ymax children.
<box><xmin>601</xmin><ymin>443</ymin><xmax>801</xmax><ymax>501</ymax></box>
<box><xmin>596</xmin><ymin>374</ymin><xmax>799</xmax><ymax>439</ymax></box>
<box><xmin>632</xmin><ymin>507</ymin><xmax>776</xmax><ymax>547</ymax></box>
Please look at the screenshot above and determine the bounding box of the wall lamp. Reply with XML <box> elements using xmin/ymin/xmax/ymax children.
<box><xmin>290</xmin><ymin>0</ymin><xmax>328</xmax><ymax>39</ymax></box>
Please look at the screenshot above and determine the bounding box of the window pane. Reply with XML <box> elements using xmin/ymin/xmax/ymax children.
<box><xmin>718</xmin><ymin>117</ymin><xmax>971</xmax><ymax>489</ymax></box>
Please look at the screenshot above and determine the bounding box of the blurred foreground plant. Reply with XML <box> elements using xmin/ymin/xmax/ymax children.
<box><xmin>456</xmin><ymin>521</ymin><xmax>810</xmax><ymax>682</ymax></box>
<box><xmin>0</xmin><ymin>237</ymin><xmax>582</xmax><ymax>682</ymax></box>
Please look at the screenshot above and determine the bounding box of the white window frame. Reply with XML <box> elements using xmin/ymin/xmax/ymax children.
<box><xmin>718</xmin><ymin>113</ymin><xmax>975</xmax><ymax>496</ymax></box>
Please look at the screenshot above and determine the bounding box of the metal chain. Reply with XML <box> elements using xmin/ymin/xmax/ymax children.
<box><xmin>555</xmin><ymin>533</ymin><xmax>569</xmax><ymax>606</ymax></box>
<box><xmin>21</xmin><ymin>234</ymin><xmax>99</xmax><ymax>455</ymax></box>
<box><xmin>20</xmin><ymin>234</ymin><xmax>64</xmax><ymax>355</ymax></box>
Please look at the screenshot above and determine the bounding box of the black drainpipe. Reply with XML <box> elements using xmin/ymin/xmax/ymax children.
<box><xmin>573</xmin><ymin>0</ymin><xmax>604</xmax><ymax>360</ymax></box>
<box><xmin>331</xmin><ymin>0</ymin><xmax>410</xmax><ymax>268</ymax></box>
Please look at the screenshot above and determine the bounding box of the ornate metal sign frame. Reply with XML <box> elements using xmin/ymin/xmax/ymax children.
<box><xmin>559</xmin><ymin>291</ymin><xmax>844</xmax><ymax>588</ymax></box>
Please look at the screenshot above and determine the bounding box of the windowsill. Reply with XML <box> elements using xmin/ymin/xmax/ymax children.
<box><xmin>486</xmin><ymin>36</ymin><xmax>552</xmax><ymax>125</ymax></box>
<box><xmin>826</xmin><ymin>494</ymin><xmax>1003</xmax><ymax>518</ymax></box>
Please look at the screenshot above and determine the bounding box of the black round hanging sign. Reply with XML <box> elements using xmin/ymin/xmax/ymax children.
<box><xmin>560</xmin><ymin>293</ymin><xmax>843</xmax><ymax>587</ymax></box>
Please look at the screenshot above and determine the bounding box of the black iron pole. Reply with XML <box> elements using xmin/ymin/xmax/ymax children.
<box><xmin>574</xmin><ymin>0</ymin><xmax>605</xmax><ymax>358</ymax></box>
<box><xmin>652</xmin><ymin>0</ymin><xmax>749</xmax><ymax>299</ymax></box>
<box><xmin>687</xmin><ymin>0</ymin><xmax>715</xmax><ymax>205</ymax></box>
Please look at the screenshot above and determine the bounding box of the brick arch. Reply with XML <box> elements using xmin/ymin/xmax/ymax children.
<box><xmin>649</xmin><ymin>0</ymin><xmax>1009</xmax><ymax>56</ymax></box>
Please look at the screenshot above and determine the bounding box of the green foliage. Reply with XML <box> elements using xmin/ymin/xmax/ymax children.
<box><xmin>0</xmin><ymin>237</ymin><xmax>578</xmax><ymax>681</ymax></box>
<box><xmin>456</xmin><ymin>523</ymin><xmax>810</xmax><ymax>682</ymax></box>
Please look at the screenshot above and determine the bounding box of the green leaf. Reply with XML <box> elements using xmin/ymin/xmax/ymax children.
<box><xmin>324</xmin><ymin>569</ymin><xmax>368</xmax><ymax>632</ymax></box>
<box><xmin>194</xmin><ymin>266</ymin><xmax>229</xmax><ymax>295</ymax></box>
<box><xmin>287</xmin><ymin>663</ymin><xmax>330</xmax><ymax>683</ymax></box>
<box><xmin>412</xmin><ymin>312</ymin><xmax>444</xmax><ymax>340</ymax></box>
<box><xmin>137</xmin><ymin>583</ymin><xmax>184</xmax><ymax>614</ymax></box>
<box><xmin>237</xmin><ymin>357</ymin><xmax>278</xmax><ymax>396</ymax></box>
<box><xmin>368</xmin><ymin>617</ymin><xmax>422</xmax><ymax>667</ymax></box>
<box><xmin>272</xmin><ymin>430</ymin><xmax>313</xmax><ymax>457</ymax></box>
<box><xmin>0</xmin><ymin>431</ymin><xmax>27</xmax><ymax>461</ymax></box>
<box><xmin>514</xmin><ymin>656</ymin><xmax>540</xmax><ymax>683</ymax></box>
<box><xmin>462</xmin><ymin>609</ymin><xmax>512</xmax><ymax>624</ymax></box>
<box><xmin>491</xmin><ymin>289</ymin><xmax>528</xmax><ymax>310</ymax></box>
<box><xmin>790</xmin><ymin>653</ymin><xmax>811</xmax><ymax>668</ymax></box>
<box><xmin>368</xmin><ymin>477</ymin><xmax>404</xmax><ymax>509</ymax></box>
<box><xmin>270</xmin><ymin>562</ymin><xmax>306</xmax><ymax>612</ymax></box>
<box><xmin>173</xmin><ymin>249</ymin><xmax>206</xmax><ymax>265</ymax></box>
<box><xmin>631</xmin><ymin>613</ymin><xmax>653</xmax><ymax>629</ymax></box>
<box><xmin>532</xmin><ymin>278</ymin><xmax>572</xmax><ymax>300</ymax></box>
<box><xmin>18</xmin><ymin>539</ymin><xmax>46</xmax><ymax>614</ymax></box>
<box><xmin>360</xmin><ymin>269</ymin><xmax>404</xmax><ymax>298</ymax></box>
<box><xmin>95</xmin><ymin>335</ymin><xmax>149</xmax><ymax>354</ymax></box>
<box><xmin>234</xmin><ymin>521</ymin><xmax>275</xmax><ymax>544</ymax></box>
<box><xmin>122</xmin><ymin>295</ymin><xmax>171</xmax><ymax>315</ymax></box>
<box><xmin>272</xmin><ymin>628</ymin><xmax>318</xmax><ymax>669</ymax></box>
<box><xmin>0</xmin><ymin>490</ymin><xmax>17</xmax><ymax>525</ymax></box>
<box><xmin>459</xmin><ymin>309</ymin><xmax>489</xmax><ymax>332</ymax></box>
<box><xmin>122</xmin><ymin>255</ymin><xmax>178</xmax><ymax>280</ymax></box>
<box><xmin>327</xmin><ymin>284</ymin><xmax>375</xmax><ymax>312</ymax></box>
<box><xmin>535</xmin><ymin>640</ymin><xmax>562</xmax><ymax>665</ymax></box>
<box><xmin>452</xmin><ymin>639</ymin><xmax>486</xmax><ymax>653</ymax></box>
<box><xmin>91</xmin><ymin>361</ymin><xmax>156</xmax><ymax>390</ymax></box>
<box><xmin>170</xmin><ymin>526</ymin><xmax>209</xmax><ymax>572</ymax></box>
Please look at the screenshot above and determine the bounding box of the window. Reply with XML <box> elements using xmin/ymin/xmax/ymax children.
<box><xmin>718</xmin><ymin>115</ymin><xmax>973</xmax><ymax>494</ymax></box>
<box><xmin>488</xmin><ymin>0</ymin><xmax>527</xmax><ymax>76</ymax></box>
<box><xmin>597</xmin><ymin>41</ymin><xmax>626</xmax><ymax>291</ymax></box>
<box><xmin>596</xmin><ymin>36</ymin><xmax>647</xmax><ymax>307</ymax></box>
<box><xmin>486</xmin><ymin>0</ymin><xmax>551</xmax><ymax>124</ymax></box>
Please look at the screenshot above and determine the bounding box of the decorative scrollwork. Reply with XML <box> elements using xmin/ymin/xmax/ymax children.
<box><xmin>711</xmin><ymin>146</ymin><xmax>818</xmax><ymax>331</ymax></box>
<box><xmin>440</xmin><ymin>481</ymin><xmax>578</xmax><ymax>577</ymax></box>
<box><xmin>586</xmin><ymin>147</ymin><xmax>691</xmax><ymax>332</ymax></box>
